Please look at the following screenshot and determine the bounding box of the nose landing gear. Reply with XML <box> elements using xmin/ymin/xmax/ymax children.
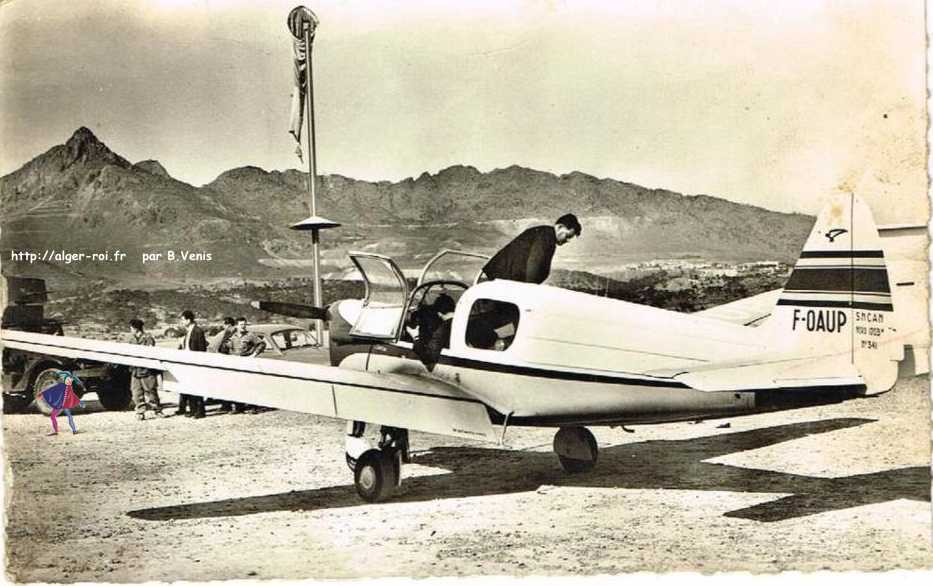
<box><xmin>346</xmin><ymin>422</ymin><xmax>409</xmax><ymax>503</ymax></box>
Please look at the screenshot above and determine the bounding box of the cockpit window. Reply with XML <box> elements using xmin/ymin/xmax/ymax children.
<box><xmin>402</xmin><ymin>281</ymin><xmax>467</xmax><ymax>345</ymax></box>
<box><xmin>466</xmin><ymin>299</ymin><xmax>520</xmax><ymax>351</ymax></box>
<box><xmin>418</xmin><ymin>250</ymin><xmax>490</xmax><ymax>287</ymax></box>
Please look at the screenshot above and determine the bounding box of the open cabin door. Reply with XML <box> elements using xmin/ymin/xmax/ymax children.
<box><xmin>418</xmin><ymin>250</ymin><xmax>490</xmax><ymax>287</ymax></box>
<box><xmin>348</xmin><ymin>253</ymin><xmax>409</xmax><ymax>340</ymax></box>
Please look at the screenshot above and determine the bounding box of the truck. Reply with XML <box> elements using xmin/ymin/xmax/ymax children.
<box><xmin>1</xmin><ymin>276</ymin><xmax>132</xmax><ymax>413</ymax></box>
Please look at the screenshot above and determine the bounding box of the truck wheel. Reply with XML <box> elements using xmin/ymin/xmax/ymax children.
<box><xmin>31</xmin><ymin>368</ymin><xmax>61</xmax><ymax>415</ymax></box>
<box><xmin>97</xmin><ymin>367</ymin><xmax>132</xmax><ymax>411</ymax></box>
<box><xmin>98</xmin><ymin>387</ymin><xmax>132</xmax><ymax>411</ymax></box>
<box><xmin>2</xmin><ymin>394</ymin><xmax>33</xmax><ymax>414</ymax></box>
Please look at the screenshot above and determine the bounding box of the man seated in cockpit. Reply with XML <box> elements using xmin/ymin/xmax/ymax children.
<box><xmin>411</xmin><ymin>294</ymin><xmax>456</xmax><ymax>371</ymax></box>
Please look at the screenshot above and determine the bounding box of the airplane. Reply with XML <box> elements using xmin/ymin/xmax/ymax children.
<box><xmin>1</xmin><ymin>193</ymin><xmax>927</xmax><ymax>503</ymax></box>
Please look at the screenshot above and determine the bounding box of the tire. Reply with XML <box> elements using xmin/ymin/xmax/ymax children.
<box><xmin>31</xmin><ymin>368</ymin><xmax>62</xmax><ymax>415</ymax></box>
<box><xmin>98</xmin><ymin>387</ymin><xmax>132</xmax><ymax>411</ymax></box>
<box><xmin>558</xmin><ymin>454</ymin><xmax>596</xmax><ymax>474</ymax></box>
<box><xmin>97</xmin><ymin>367</ymin><xmax>132</xmax><ymax>411</ymax></box>
<box><xmin>353</xmin><ymin>449</ymin><xmax>398</xmax><ymax>503</ymax></box>
<box><xmin>2</xmin><ymin>393</ymin><xmax>33</xmax><ymax>414</ymax></box>
<box><xmin>555</xmin><ymin>427</ymin><xmax>598</xmax><ymax>474</ymax></box>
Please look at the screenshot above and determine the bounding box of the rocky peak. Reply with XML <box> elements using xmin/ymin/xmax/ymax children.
<box><xmin>435</xmin><ymin>164</ymin><xmax>481</xmax><ymax>182</ymax></box>
<box><xmin>63</xmin><ymin>126</ymin><xmax>129</xmax><ymax>169</ymax></box>
<box><xmin>67</xmin><ymin>126</ymin><xmax>99</xmax><ymax>146</ymax></box>
<box><xmin>210</xmin><ymin>165</ymin><xmax>270</xmax><ymax>184</ymax></box>
<box><xmin>134</xmin><ymin>159</ymin><xmax>171</xmax><ymax>178</ymax></box>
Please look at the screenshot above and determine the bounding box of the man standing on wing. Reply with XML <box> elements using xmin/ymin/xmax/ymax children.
<box><xmin>481</xmin><ymin>213</ymin><xmax>582</xmax><ymax>284</ymax></box>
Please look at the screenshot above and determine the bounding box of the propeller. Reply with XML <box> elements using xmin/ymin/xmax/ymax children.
<box><xmin>250</xmin><ymin>300</ymin><xmax>329</xmax><ymax>320</ymax></box>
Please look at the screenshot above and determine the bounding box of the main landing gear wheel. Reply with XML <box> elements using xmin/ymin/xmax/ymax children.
<box><xmin>553</xmin><ymin>426</ymin><xmax>598</xmax><ymax>474</ymax></box>
<box><xmin>354</xmin><ymin>449</ymin><xmax>400</xmax><ymax>503</ymax></box>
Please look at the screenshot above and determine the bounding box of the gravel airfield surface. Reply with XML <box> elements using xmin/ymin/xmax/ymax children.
<box><xmin>4</xmin><ymin>377</ymin><xmax>932</xmax><ymax>581</ymax></box>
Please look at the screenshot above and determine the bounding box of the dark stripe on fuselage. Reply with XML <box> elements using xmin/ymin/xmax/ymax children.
<box><xmin>368</xmin><ymin>342</ymin><xmax>692</xmax><ymax>388</ymax></box>
<box><xmin>442</xmin><ymin>355</ymin><xmax>694</xmax><ymax>388</ymax></box>
<box><xmin>785</xmin><ymin>267</ymin><xmax>890</xmax><ymax>293</ymax></box>
<box><xmin>775</xmin><ymin>299</ymin><xmax>894</xmax><ymax>311</ymax></box>
<box><xmin>799</xmin><ymin>250</ymin><xmax>884</xmax><ymax>258</ymax></box>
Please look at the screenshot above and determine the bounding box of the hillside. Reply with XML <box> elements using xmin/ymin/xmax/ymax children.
<box><xmin>1</xmin><ymin>127</ymin><xmax>813</xmax><ymax>291</ymax></box>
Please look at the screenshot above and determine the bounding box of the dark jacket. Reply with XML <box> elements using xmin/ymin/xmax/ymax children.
<box><xmin>482</xmin><ymin>225</ymin><xmax>557</xmax><ymax>284</ymax></box>
<box><xmin>180</xmin><ymin>324</ymin><xmax>208</xmax><ymax>352</ymax></box>
<box><xmin>207</xmin><ymin>328</ymin><xmax>234</xmax><ymax>354</ymax></box>
<box><xmin>414</xmin><ymin>318</ymin><xmax>452</xmax><ymax>372</ymax></box>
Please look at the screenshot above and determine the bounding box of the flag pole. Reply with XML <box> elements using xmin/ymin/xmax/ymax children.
<box><xmin>303</xmin><ymin>21</ymin><xmax>324</xmax><ymax>348</ymax></box>
<box><xmin>288</xmin><ymin>6</ymin><xmax>338</xmax><ymax>348</ymax></box>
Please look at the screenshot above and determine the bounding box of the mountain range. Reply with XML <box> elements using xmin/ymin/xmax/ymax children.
<box><xmin>1</xmin><ymin>127</ymin><xmax>813</xmax><ymax>290</ymax></box>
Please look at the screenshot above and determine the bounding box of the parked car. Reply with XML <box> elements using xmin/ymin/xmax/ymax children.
<box><xmin>246</xmin><ymin>324</ymin><xmax>326</xmax><ymax>364</ymax></box>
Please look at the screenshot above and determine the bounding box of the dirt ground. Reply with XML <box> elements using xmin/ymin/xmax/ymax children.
<box><xmin>3</xmin><ymin>377</ymin><xmax>932</xmax><ymax>581</ymax></box>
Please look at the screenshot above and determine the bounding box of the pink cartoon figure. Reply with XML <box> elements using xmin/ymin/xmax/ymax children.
<box><xmin>35</xmin><ymin>370</ymin><xmax>85</xmax><ymax>436</ymax></box>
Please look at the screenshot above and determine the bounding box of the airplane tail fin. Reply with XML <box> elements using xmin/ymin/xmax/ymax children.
<box><xmin>768</xmin><ymin>194</ymin><xmax>901</xmax><ymax>393</ymax></box>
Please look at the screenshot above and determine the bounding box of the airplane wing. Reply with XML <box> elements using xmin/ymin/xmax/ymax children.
<box><xmin>0</xmin><ymin>330</ymin><xmax>500</xmax><ymax>442</ymax></box>
<box><xmin>692</xmin><ymin>289</ymin><xmax>781</xmax><ymax>327</ymax></box>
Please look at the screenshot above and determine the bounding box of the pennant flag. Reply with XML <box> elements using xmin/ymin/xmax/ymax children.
<box><xmin>287</xmin><ymin>7</ymin><xmax>318</xmax><ymax>162</ymax></box>
<box><xmin>288</xmin><ymin>36</ymin><xmax>306</xmax><ymax>161</ymax></box>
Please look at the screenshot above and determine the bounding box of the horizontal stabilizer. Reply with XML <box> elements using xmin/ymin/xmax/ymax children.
<box><xmin>649</xmin><ymin>351</ymin><xmax>864</xmax><ymax>393</ymax></box>
<box><xmin>694</xmin><ymin>289</ymin><xmax>781</xmax><ymax>326</ymax></box>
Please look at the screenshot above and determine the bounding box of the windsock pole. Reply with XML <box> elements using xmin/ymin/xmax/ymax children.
<box><xmin>304</xmin><ymin>22</ymin><xmax>324</xmax><ymax>347</ymax></box>
<box><xmin>288</xmin><ymin>6</ymin><xmax>339</xmax><ymax>347</ymax></box>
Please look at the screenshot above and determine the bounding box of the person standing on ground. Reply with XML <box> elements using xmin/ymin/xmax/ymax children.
<box><xmin>127</xmin><ymin>319</ymin><xmax>165</xmax><ymax>421</ymax></box>
<box><xmin>177</xmin><ymin>310</ymin><xmax>208</xmax><ymax>419</ymax></box>
<box><xmin>208</xmin><ymin>317</ymin><xmax>245</xmax><ymax>413</ymax></box>
<box><xmin>228</xmin><ymin>317</ymin><xmax>266</xmax><ymax>414</ymax></box>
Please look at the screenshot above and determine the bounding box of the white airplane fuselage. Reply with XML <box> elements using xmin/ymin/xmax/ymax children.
<box><xmin>332</xmin><ymin>280</ymin><xmax>864</xmax><ymax>427</ymax></box>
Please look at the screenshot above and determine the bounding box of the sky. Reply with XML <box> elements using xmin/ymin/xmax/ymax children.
<box><xmin>0</xmin><ymin>0</ymin><xmax>927</xmax><ymax>222</ymax></box>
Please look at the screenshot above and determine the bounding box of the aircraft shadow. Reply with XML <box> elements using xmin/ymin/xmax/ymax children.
<box><xmin>127</xmin><ymin>417</ymin><xmax>930</xmax><ymax>523</ymax></box>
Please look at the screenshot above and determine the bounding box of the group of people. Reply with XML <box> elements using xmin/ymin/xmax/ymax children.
<box><xmin>128</xmin><ymin>312</ymin><xmax>266</xmax><ymax>420</ymax></box>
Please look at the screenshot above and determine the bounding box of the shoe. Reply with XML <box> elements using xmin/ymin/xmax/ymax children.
<box><xmin>184</xmin><ymin>411</ymin><xmax>194</xmax><ymax>418</ymax></box>
<box><xmin>152</xmin><ymin>411</ymin><xmax>166</xmax><ymax>419</ymax></box>
<box><xmin>174</xmin><ymin>410</ymin><xmax>185</xmax><ymax>417</ymax></box>
<box><xmin>46</xmin><ymin>431</ymin><xmax>58</xmax><ymax>436</ymax></box>
<box><xmin>193</xmin><ymin>412</ymin><xmax>206</xmax><ymax>419</ymax></box>
<box><xmin>136</xmin><ymin>413</ymin><xmax>146</xmax><ymax>421</ymax></box>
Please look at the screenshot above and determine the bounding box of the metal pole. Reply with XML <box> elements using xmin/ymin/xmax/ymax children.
<box><xmin>304</xmin><ymin>25</ymin><xmax>318</xmax><ymax>217</ymax></box>
<box><xmin>304</xmin><ymin>23</ymin><xmax>324</xmax><ymax>346</ymax></box>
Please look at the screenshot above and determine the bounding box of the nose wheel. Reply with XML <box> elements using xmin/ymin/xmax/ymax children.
<box><xmin>554</xmin><ymin>426</ymin><xmax>598</xmax><ymax>473</ymax></box>
<box><xmin>346</xmin><ymin>422</ymin><xmax>408</xmax><ymax>502</ymax></box>
<box><xmin>353</xmin><ymin>448</ymin><xmax>401</xmax><ymax>503</ymax></box>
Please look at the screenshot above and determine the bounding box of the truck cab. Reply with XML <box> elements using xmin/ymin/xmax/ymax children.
<box><xmin>1</xmin><ymin>276</ymin><xmax>131</xmax><ymax>413</ymax></box>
